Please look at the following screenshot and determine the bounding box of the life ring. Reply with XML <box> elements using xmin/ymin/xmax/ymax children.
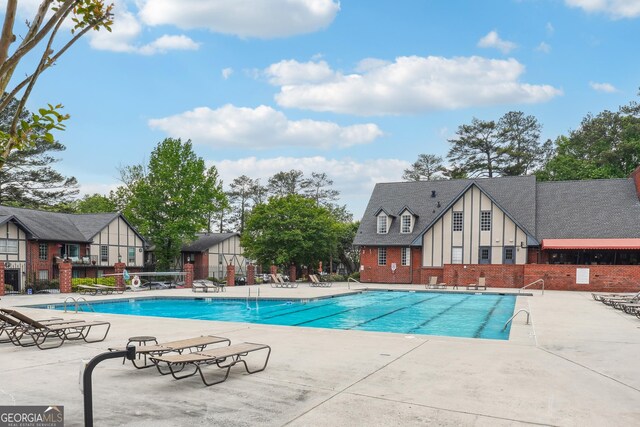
<box><xmin>132</xmin><ymin>275</ymin><xmax>141</xmax><ymax>287</ymax></box>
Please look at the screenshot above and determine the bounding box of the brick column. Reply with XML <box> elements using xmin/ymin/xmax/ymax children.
<box><xmin>184</xmin><ymin>263</ymin><xmax>194</xmax><ymax>288</ymax></box>
<box><xmin>59</xmin><ymin>262</ymin><xmax>72</xmax><ymax>293</ymax></box>
<box><xmin>0</xmin><ymin>261</ymin><xmax>5</xmax><ymax>296</ymax></box>
<box><xmin>114</xmin><ymin>262</ymin><xmax>126</xmax><ymax>291</ymax></box>
<box><xmin>289</xmin><ymin>264</ymin><xmax>297</xmax><ymax>282</ymax></box>
<box><xmin>270</xmin><ymin>265</ymin><xmax>277</xmax><ymax>275</ymax></box>
<box><xmin>226</xmin><ymin>264</ymin><xmax>235</xmax><ymax>287</ymax></box>
<box><xmin>247</xmin><ymin>263</ymin><xmax>255</xmax><ymax>286</ymax></box>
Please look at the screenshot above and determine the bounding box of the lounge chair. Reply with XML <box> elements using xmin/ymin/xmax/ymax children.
<box><xmin>114</xmin><ymin>335</ymin><xmax>231</xmax><ymax>369</ymax></box>
<box><xmin>150</xmin><ymin>342</ymin><xmax>271</xmax><ymax>386</ymax></box>
<box><xmin>426</xmin><ymin>276</ymin><xmax>446</xmax><ymax>290</ymax></box>
<box><xmin>0</xmin><ymin>312</ymin><xmax>77</xmax><ymax>344</ymax></box>
<box><xmin>467</xmin><ymin>277</ymin><xmax>487</xmax><ymax>291</ymax></box>
<box><xmin>2</xmin><ymin>309</ymin><xmax>110</xmax><ymax>350</ymax></box>
<box><xmin>78</xmin><ymin>284</ymin><xmax>123</xmax><ymax>295</ymax></box>
<box><xmin>600</xmin><ymin>291</ymin><xmax>640</xmax><ymax>308</ymax></box>
<box><xmin>309</xmin><ymin>274</ymin><xmax>332</xmax><ymax>287</ymax></box>
<box><xmin>270</xmin><ymin>274</ymin><xmax>296</xmax><ymax>288</ymax></box>
<box><xmin>592</xmin><ymin>292</ymin><xmax>635</xmax><ymax>301</ymax></box>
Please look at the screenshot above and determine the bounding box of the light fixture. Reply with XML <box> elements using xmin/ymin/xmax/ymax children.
<box><xmin>118</xmin><ymin>254</ymin><xmax>122</xmax><ymax>263</ymax></box>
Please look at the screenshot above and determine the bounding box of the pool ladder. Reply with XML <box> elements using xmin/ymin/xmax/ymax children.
<box><xmin>246</xmin><ymin>287</ymin><xmax>260</xmax><ymax>310</ymax></box>
<box><xmin>502</xmin><ymin>309</ymin><xmax>530</xmax><ymax>331</ymax></box>
<box><xmin>347</xmin><ymin>277</ymin><xmax>361</xmax><ymax>290</ymax></box>
<box><xmin>63</xmin><ymin>297</ymin><xmax>96</xmax><ymax>313</ymax></box>
<box><xmin>519</xmin><ymin>278</ymin><xmax>544</xmax><ymax>295</ymax></box>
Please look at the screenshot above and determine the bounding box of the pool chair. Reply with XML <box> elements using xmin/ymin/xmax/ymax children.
<box><xmin>619</xmin><ymin>302</ymin><xmax>640</xmax><ymax>315</ymax></box>
<box><xmin>426</xmin><ymin>276</ymin><xmax>446</xmax><ymax>290</ymax></box>
<box><xmin>150</xmin><ymin>342</ymin><xmax>271</xmax><ymax>386</ymax></box>
<box><xmin>309</xmin><ymin>274</ymin><xmax>332</xmax><ymax>287</ymax></box>
<box><xmin>601</xmin><ymin>291</ymin><xmax>640</xmax><ymax>307</ymax></box>
<box><xmin>272</xmin><ymin>274</ymin><xmax>298</xmax><ymax>288</ymax></box>
<box><xmin>467</xmin><ymin>277</ymin><xmax>487</xmax><ymax>291</ymax></box>
<box><xmin>2</xmin><ymin>309</ymin><xmax>111</xmax><ymax>350</ymax></box>
<box><xmin>592</xmin><ymin>292</ymin><xmax>637</xmax><ymax>301</ymax></box>
<box><xmin>192</xmin><ymin>281</ymin><xmax>208</xmax><ymax>293</ymax></box>
<box><xmin>0</xmin><ymin>312</ymin><xmax>73</xmax><ymax>344</ymax></box>
<box><xmin>113</xmin><ymin>335</ymin><xmax>232</xmax><ymax>369</ymax></box>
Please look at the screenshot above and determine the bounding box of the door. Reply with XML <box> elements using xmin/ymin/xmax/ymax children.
<box><xmin>5</xmin><ymin>269</ymin><xmax>19</xmax><ymax>292</ymax></box>
<box><xmin>478</xmin><ymin>246</ymin><xmax>491</xmax><ymax>264</ymax></box>
<box><xmin>503</xmin><ymin>246</ymin><xmax>515</xmax><ymax>264</ymax></box>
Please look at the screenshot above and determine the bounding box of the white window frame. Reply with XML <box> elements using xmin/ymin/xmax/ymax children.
<box><xmin>453</xmin><ymin>211</ymin><xmax>463</xmax><ymax>232</ymax></box>
<box><xmin>377</xmin><ymin>215</ymin><xmax>388</xmax><ymax>234</ymax></box>
<box><xmin>0</xmin><ymin>239</ymin><xmax>18</xmax><ymax>253</ymax></box>
<box><xmin>38</xmin><ymin>270</ymin><xmax>49</xmax><ymax>281</ymax></box>
<box><xmin>128</xmin><ymin>247</ymin><xmax>136</xmax><ymax>264</ymax></box>
<box><xmin>401</xmin><ymin>247</ymin><xmax>410</xmax><ymax>266</ymax></box>
<box><xmin>378</xmin><ymin>247</ymin><xmax>387</xmax><ymax>265</ymax></box>
<box><xmin>480</xmin><ymin>211</ymin><xmax>491</xmax><ymax>232</ymax></box>
<box><xmin>39</xmin><ymin>243</ymin><xmax>48</xmax><ymax>260</ymax></box>
<box><xmin>452</xmin><ymin>247</ymin><xmax>463</xmax><ymax>264</ymax></box>
<box><xmin>100</xmin><ymin>245</ymin><xmax>108</xmax><ymax>263</ymax></box>
<box><xmin>400</xmin><ymin>213</ymin><xmax>412</xmax><ymax>233</ymax></box>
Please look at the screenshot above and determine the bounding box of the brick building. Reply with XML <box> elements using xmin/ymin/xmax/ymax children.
<box><xmin>180</xmin><ymin>232</ymin><xmax>247</xmax><ymax>280</ymax></box>
<box><xmin>354</xmin><ymin>166</ymin><xmax>640</xmax><ymax>292</ymax></box>
<box><xmin>0</xmin><ymin>206</ymin><xmax>146</xmax><ymax>292</ymax></box>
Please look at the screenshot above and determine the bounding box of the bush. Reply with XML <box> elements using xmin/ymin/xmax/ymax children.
<box><xmin>328</xmin><ymin>273</ymin><xmax>347</xmax><ymax>282</ymax></box>
<box><xmin>348</xmin><ymin>272</ymin><xmax>360</xmax><ymax>281</ymax></box>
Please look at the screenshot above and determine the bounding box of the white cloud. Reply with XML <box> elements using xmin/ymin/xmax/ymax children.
<box><xmin>138</xmin><ymin>0</ymin><xmax>340</xmax><ymax>38</ymax></box>
<box><xmin>138</xmin><ymin>35</ymin><xmax>200</xmax><ymax>55</ymax></box>
<box><xmin>536</xmin><ymin>42</ymin><xmax>552</xmax><ymax>53</ymax></box>
<box><xmin>589</xmin><ymin>81</ymin><xmax>617</xmax><ymax>92</ymax></box>
<box><xmin>264</xmin><ymin>60</ymin><xmax>335</xmax><ymax>85</ymax></box>
<box><xmin>89</xmin><ymin>3</ymin><xmax>199</xmax><ymax>54</ymax></box>
<box><xmin>546</xmin><ymin>22</ymin><xmax>555</xmax><ymax>35</ymax></box>
<box><xmin>148</xmin><ymin>104</ymin><xmax>384</xmax><ymax>149</ymax></box>
<box><xmin>222</xmin><ymin>67</ymin><xmax>234</xmax><ymax>79</ymax></box>
<box><xmin>78</xmin><ymin>182</ymin><xmax>119</xmax><ymax>197</ymax></box>
<box><xmin>477</xmin><ymin>30</ymin><xmax>517</xmax><ymax>54</ymax></box>
<box><xmin>210</xmin><ymin>156</ymin><xmax>410</xmax><ymax>218</ymax></box>
<box><xmin>565</xmin><ymin>0</ymin><xmax>640</xmax><ymax>18</ymax></box>
<box><xmin>266</xmin><ymin>56</ymin><xmax>562</xmax><ymax>116</ymax></box>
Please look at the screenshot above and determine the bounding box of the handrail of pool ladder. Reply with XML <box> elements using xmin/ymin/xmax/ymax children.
<box><xmin>519</xmin><ymin>279</ymin><xmax>544</xmax><ymax>295</ymax></box>
<box><xmin>347</xmin><ymin>277</ymin><xmax>361</xmax><ymax>290</ymax></box>
<box><xmin>64</xmin><ymin>297</ymin><xmax>96</xmax><ymax>313</ymax></box>
<box><xmin>502</xmin><ymin>309</ymin><xmax>530</xmax><ymax>331</ymax></box>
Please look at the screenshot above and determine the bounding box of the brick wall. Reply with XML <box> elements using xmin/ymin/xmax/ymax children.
<box><xmin>524</xmin><ymin>264</ymin><xmax>640</xmax><ymax>292</ymax></box>
<box><xmin>443</xmin><ymin>264</ymin><xmax>525</xmax><ymax>289</ymax></box>
<box><xmin>359</xmin><ymin>246</ymin><xmax>415</xmax><ymax>283</ymax></box>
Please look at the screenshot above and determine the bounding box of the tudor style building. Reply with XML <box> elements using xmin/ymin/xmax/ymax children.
<box><xmin>181</xmin><ymin>232</ymin><xmax>247</xmax><ymax>280</ymax></box>
<box><xmin>0</xmin><ymin>205</ymin><xmax>146</xmax><ymax>292</ymax></box>
<box><xmin>354</xmin><ymin>167</ymin><xmax>640</xmax><ymax>291</ymax></box>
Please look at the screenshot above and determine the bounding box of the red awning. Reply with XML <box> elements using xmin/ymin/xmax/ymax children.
<box><xmin>542</xmin><ymin>238</ymin><xmax>640</xmax><ymax>250</ymax></box>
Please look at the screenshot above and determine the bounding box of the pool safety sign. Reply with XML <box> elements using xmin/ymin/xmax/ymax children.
<box><xmin>0</xmin><ymin>406</ymin><xmax>64</xmax><ymax>427</ymax></box>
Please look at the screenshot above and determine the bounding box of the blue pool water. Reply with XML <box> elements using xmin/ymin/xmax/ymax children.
<box><xmin>40</xmin><ymin>291</ymin><xmax>517</xmax><ymax>340</ymax></box>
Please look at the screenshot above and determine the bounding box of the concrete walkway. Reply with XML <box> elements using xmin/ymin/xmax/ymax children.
<box><xmin>0</xmin><ymin>284</ymin><xmax>638</xmax><ymax>426</ymax></box>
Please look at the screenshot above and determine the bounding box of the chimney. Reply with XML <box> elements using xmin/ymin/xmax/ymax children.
<box><xmin>631</xmin><ymin>165</ymin><xmax>640</xmax><ymax>200</ymax></box>
<box><xmin>431</xmin><ymin>190</ymin><xmax>436</xmax><ymax>198</ymax></box>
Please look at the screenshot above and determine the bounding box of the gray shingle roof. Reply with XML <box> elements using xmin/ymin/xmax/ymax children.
<box><xmin>536</xmin><ymin>178</ymin><xmax>640</xmax><ymax>239</ymax></box>
<box><xmin>355</xmin><ymin>175</ymin><xmax>640</xmax><ymax>247</ymax></box>
<box><xmin>182</xmin><ymin>233</ymin><xmax>240</xmax><ymax>252</ymax></box>
<box><xmin>0</xmin><ymin>205</ymin><xmax>123</xmax><ymax>242</ymax></box>
<box><xmin>353</xmin><ymin>176</ymin><xmax>537</xmax><ymax>246</ymax></box>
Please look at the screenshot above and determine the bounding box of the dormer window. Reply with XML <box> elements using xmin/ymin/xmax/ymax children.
<box><xmin>377</xmin><ymin>215</ymin><xmax>388</xmax><ymax>234</ymax></box>
<box><xmin>401</xmin><ymin>213</ymin><xmax>413</xmax><ymax>233</ymax></box>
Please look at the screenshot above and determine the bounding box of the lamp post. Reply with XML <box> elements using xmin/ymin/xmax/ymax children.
<box><xmin>118</xmin><ymin>254</ymin><xmax>122</xmax><ymax>263</ymax></box>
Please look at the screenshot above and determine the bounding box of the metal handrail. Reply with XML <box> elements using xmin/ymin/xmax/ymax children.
<box><xmin>502</xmin><ymin>309</ymin><xmax>530</xmax><ymax>331</ymax></box>
<box><xmin>63</xmin><ymin>297</ymin><xmax>95</xmax><ymax>313</ymax></box>
<box><xmin>520</xmin><ymin>278</ymin><xmax>544</xmax><ymax>295</ymax></box>
<box><xmin>347</xmin><ymin>277</ymin><xmax>361</xmax><ymax>290</ymax></box>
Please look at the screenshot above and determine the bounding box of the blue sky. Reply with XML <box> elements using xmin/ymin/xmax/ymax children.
<box><xmin>8</xmin><ymin>0</ymin><xmax>640</xmax><ymax>219</ymax></box>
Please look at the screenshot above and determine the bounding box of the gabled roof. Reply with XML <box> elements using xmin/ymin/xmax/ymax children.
<box><xmin>397</xmin><ymin>205</ymin><xmax>419</xmax><ymax>217</ymax></box>
<box><xmin>0</xmin><ymin>205</ymin><xmax>144</xmax><ymax>243</ymax></box>
<box><xmin>536</xmin><ymin>178</ymin><xmax>640</xmax><ymax>239</ymax></box>
<box><xmin>182</xmin><ymin>232</ymin><xmax>240</xmax><ymax>253</ymax></box>
<box><xmin>354</xmin><ymin>176</ymin><xmax>537</xmax><ymax>247</ymax></box>
<box><xmin>373</xmin><ymin>207</ymin><xmax>394</xmax><ymax>217</ymax></box>
<box><xmin>0</xmin><ymin>214</ymin><xmax>36</xmax><ymax>237</ymax></box>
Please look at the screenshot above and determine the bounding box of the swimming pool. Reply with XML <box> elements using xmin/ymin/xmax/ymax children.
<box><xmin>39</xmin><ymin>291</ymin><xmax>517</xmax><ymax>340</ymax></box>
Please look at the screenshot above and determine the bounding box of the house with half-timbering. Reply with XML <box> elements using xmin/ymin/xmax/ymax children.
<box><xmin>354</xmin><ymin>167</ymin><xmax>640</xmax><ymax>292</ymax></box>
<box><xmin>0</xmin><ymin>205</ymin><xmax>145</xmax><ymax>292</ymax></box>
<box><xmin>181</xmin><ymin>232</ymin><xmax>247</xmax><ymax>280</ymax></box>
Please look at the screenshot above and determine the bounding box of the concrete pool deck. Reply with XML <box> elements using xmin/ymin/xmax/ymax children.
<box><xmin>1</xmin><ymin>283</ymin><xmax>638</xmax><ymax>426</ymax></box>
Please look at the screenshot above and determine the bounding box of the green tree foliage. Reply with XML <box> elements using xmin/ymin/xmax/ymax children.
<box><xmin>74</xmin><ymin>193</ymin><xmax>116</xmax><ymax>213</ymax></box>
<box><xmin>0</xmin><ymin>1</ymin><xmax>114</xmax><ymax>165</ymax></box>
<box><xmin>0</xmin><ymin>98</ymin><xmax>78</xmax><ymax>208</ymax></box>
<box><xmin>447</xmin><ymin>118</ymin><xmax>502</xmax><ymax>177</ymax></box>
<box><xmin>227</xmin><ymin>175</ymin><xmax>257</xmax><ymax>233</ymax></box>
<box><xmin>303</xmin><ymin>172</ymin><xmax>339</xmax><ymax>206</ymax></box>
<box><xmin>448</xmin><ymin>112</ymin><xmax>545</xmax><ymax>177</ymax></box>
<box><xmin>538</xmin><ymin>98</ymin><xmax>640</xmax><ymax>180</ymax></box>
<box><xmin>334</xmin><ymin>220</ymin><xmax>360</xmax><ymax>274</ymax></box>
<box><xmin>498</xmin><ymin>111</ymin><xmax>543</xmax><ymax>176</ymax></box>
<box><xmin>120</xmin><ymin>138</ymin><xmax>227</xmax><ymax>269</ymax></box>
<box><xmin>267</xmin><ymin>169</ymin><xmax>307</xmax><ymax>196</ymax></box>
<box><xmin>242</xmin><ymin>194</ymin><xmax>338</xmax><ymax>268</ymax></box>
<box><xmin>402</xmin><ymin>154</ymin><xmax>444</xmax><ymax>181</ymax></box>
